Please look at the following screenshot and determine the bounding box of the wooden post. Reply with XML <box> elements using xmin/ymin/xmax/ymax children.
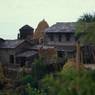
<box><xmin>92</xmin><ymin>47</ymin><xmax>95</xmax><ymax>64</ymax></box>
<box><xmin>76</xmin><ymin>41</ymin><xmax>81</xmax><ymax>71</ymax></box>
<box><xmin>76</xmin><ymin>41</ymin><xmax>81</xmax><ymax>93</ymax></box>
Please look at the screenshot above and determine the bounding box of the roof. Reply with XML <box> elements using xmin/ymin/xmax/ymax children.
<box><xmin>45</xmin><ymin>22</ymin><xmax>76</xmax><ymax>33</ymax></box>
<box><xmin>31</xmin><ymin>45</ymin><xmax>54</xmax><ymax>50</ymax></box>
<box><xmin>19</xmin><ymin>25</ymin><xmax>34</xmax><ymax>33</ymax></box>
<box><xmin>0</xmin><ymin>38</ymin><xmax>5</xmax><ymax>43</ymax></box>
<box><xmin>16</xmin><ymin>50</ymin><xmax>38</xmax><ymax>58</ymax></box>
<box><xmin>0</xmin><ymin>40</ymin><xmax>25</xmax><ymax>49</ymax></box>
<box><xmin>57</xmin><ymin>48</ymin><xmax>75</xmax><ymax>52</ymax></box>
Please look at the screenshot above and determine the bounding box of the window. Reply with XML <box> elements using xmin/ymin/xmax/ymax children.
<box><xmin>65</xmin><ymin>34</ymin><xmax>71</xmax><ymax>41</ymax></box>
<box><xmin>10</xmin><ymin>55</ymin><xmax>14</xmax><ymax>64</ymax></box>
<box><xmin>58</xmin><ymin>34</ymin><xmax>62</xmax><ymax>42</ymax></box>
<box><xmin>48</xmin><ymin>34</ymin><xmax>54</xmax><ymax>41</ymax></box>
<box><xmin>58</xmin><ymin>51</ymin><xmax>64</xmax><ymax>57</ymax></box>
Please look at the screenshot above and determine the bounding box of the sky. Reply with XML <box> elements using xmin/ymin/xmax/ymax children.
<box><xmin>0</xmin><ymin>0</ymin><xmax>95</xmax><ymax>39</ymax></box>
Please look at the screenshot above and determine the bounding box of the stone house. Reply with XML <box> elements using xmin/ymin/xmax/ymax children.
<box><xmin>0</xmin><ymin>40</ymin><xmax>38</xmax><ymax>79</ymax></box>
<box><xmin>0</xmin><ymin>25</ymin><xmax>38</xmax><ymax>79</ymax></box>
<box><xmin>0</xmin><ymin>25</ymin><xmax>38</xmax><ymax>68</ymax></box>
<box><xmin>44</xmin><ymin>22</ymin><xmax>76</xmax><ymax>61</ymax></box>
<box><xmin>0</xmin><ymin>22</ymin><xmax>76</xmax><ymax>67</ymax></box>
<box><xmin>0</xmin><ymin>22</ymin><xmax>77</xmax><ymax>68</ymax></box>
<box><xmin>0</xmin><ymin>21</ymin><xmax>95</xmax><ymax>77</ymax></box>
<box><xmin>0</xmin><ymin>39</ymin><xmax>38</xmax><ymax>66</ymax></box>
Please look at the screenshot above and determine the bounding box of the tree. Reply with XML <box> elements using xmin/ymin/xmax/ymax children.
<box><xmin>76</xmin><ymin>13</ymin><xmax>95</xmax><ymax>44</ymax></box>
<box><xmin>26</xmin><ymin>83</ymin><xmax>46</xmax><ymax>95</ymax></box>
<box><xmin>78</xmin><ymin>13</ymin><xmax>95</xmax><ymax>23</ymax></box>
<box><xmin>40</xmin><ymin>59</ymin><xmax>95</xmax><ymax>95</ymax></box>
<box><xmin>31</xmin><ymin>58</ymin><xmax>48</xmax><ymax>88</ymax></box>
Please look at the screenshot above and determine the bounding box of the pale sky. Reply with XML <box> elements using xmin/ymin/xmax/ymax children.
<box><xmin>0</xmin><ymin>0</ymin><xmax>95</xmax><ymax>39</ymax></box>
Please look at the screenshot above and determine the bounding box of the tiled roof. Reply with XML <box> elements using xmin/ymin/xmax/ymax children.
<box><xmin>0</xmin><ymin>40</ymin><xmax>25</xmax><ymax>49</ymax></box>
<box><xmin>45</xmin><ymin>22</ymin><xmax>76</xmax><ymax>33</ymax></box>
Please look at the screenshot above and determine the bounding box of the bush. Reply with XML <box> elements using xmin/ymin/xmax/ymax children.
<box><xmin>40</xmin><ymin>60</ymin><xmax>95</xmax><ymax>95</ymax></box>
<box><xmin>26</xmin><ymin>83</ymin><xmax>46</xmax><ymax>95</ymax></box>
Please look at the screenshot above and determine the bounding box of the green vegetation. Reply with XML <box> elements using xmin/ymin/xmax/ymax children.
<box><xmin>76</xmin><ymin>13</ymin><xmax>95</xmax><ymax>44</ymax></box>
<box><xmin>25</xmin><ymin>83</ymin><xmax>46</xmax><ymax>95</ymax></box>
<box><xmin>78</xmin><ymin>13</ymin><xmax>95</xmax><ymax>23</ymax></box>
<box><xmin>0</xmin><ymin>58</ymin><xmax>95</xmax><ymax>95</ymax></box>
<box><xmin>31</xmin><ymin>57</ymin><xmax>48</xmax><ymax>88</ymax></box>
<box><xmin>40</xmin><ymin>60</ymin><xmax>95</xmax><ymax>95</ymax></box>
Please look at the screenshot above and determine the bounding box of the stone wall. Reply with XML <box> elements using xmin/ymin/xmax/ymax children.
<box><xmin>44</xmin><ymin>33</ymin><xmax>75</xmax><ymax>46</ymax></box>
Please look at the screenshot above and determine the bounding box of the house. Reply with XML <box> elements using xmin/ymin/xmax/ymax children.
<box><xmin>0</xmin><ymin>39</ymin><xmax>38</xmax><ymax>79</ymax></box>
<box><xmin>0</xmin><ymin>22</ymin><xmax>76</xmax><ymax>67</ymax></box>
<box><xmin>0</xmin><ymin>39</ymin><xmax>38</xmax><ymax>66</ymax></box>
<box><xmin>44</xmin><ymin>22</ymin><xmax>76</xmax><ymax>61</ymax></box>
<box><xmin>0</xmin><ymin>21</ymin><xmax>95</xmax><ymax>79</ymax></box>
<box><xmin>0</xmin><ymin>25</ymin><xmax>37</xmax><ymax>66</ymax></box>
<box><xmin>0</xmin><ymin>24</ymin><xmax>39</xmax><ymax>79</ymax></box>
